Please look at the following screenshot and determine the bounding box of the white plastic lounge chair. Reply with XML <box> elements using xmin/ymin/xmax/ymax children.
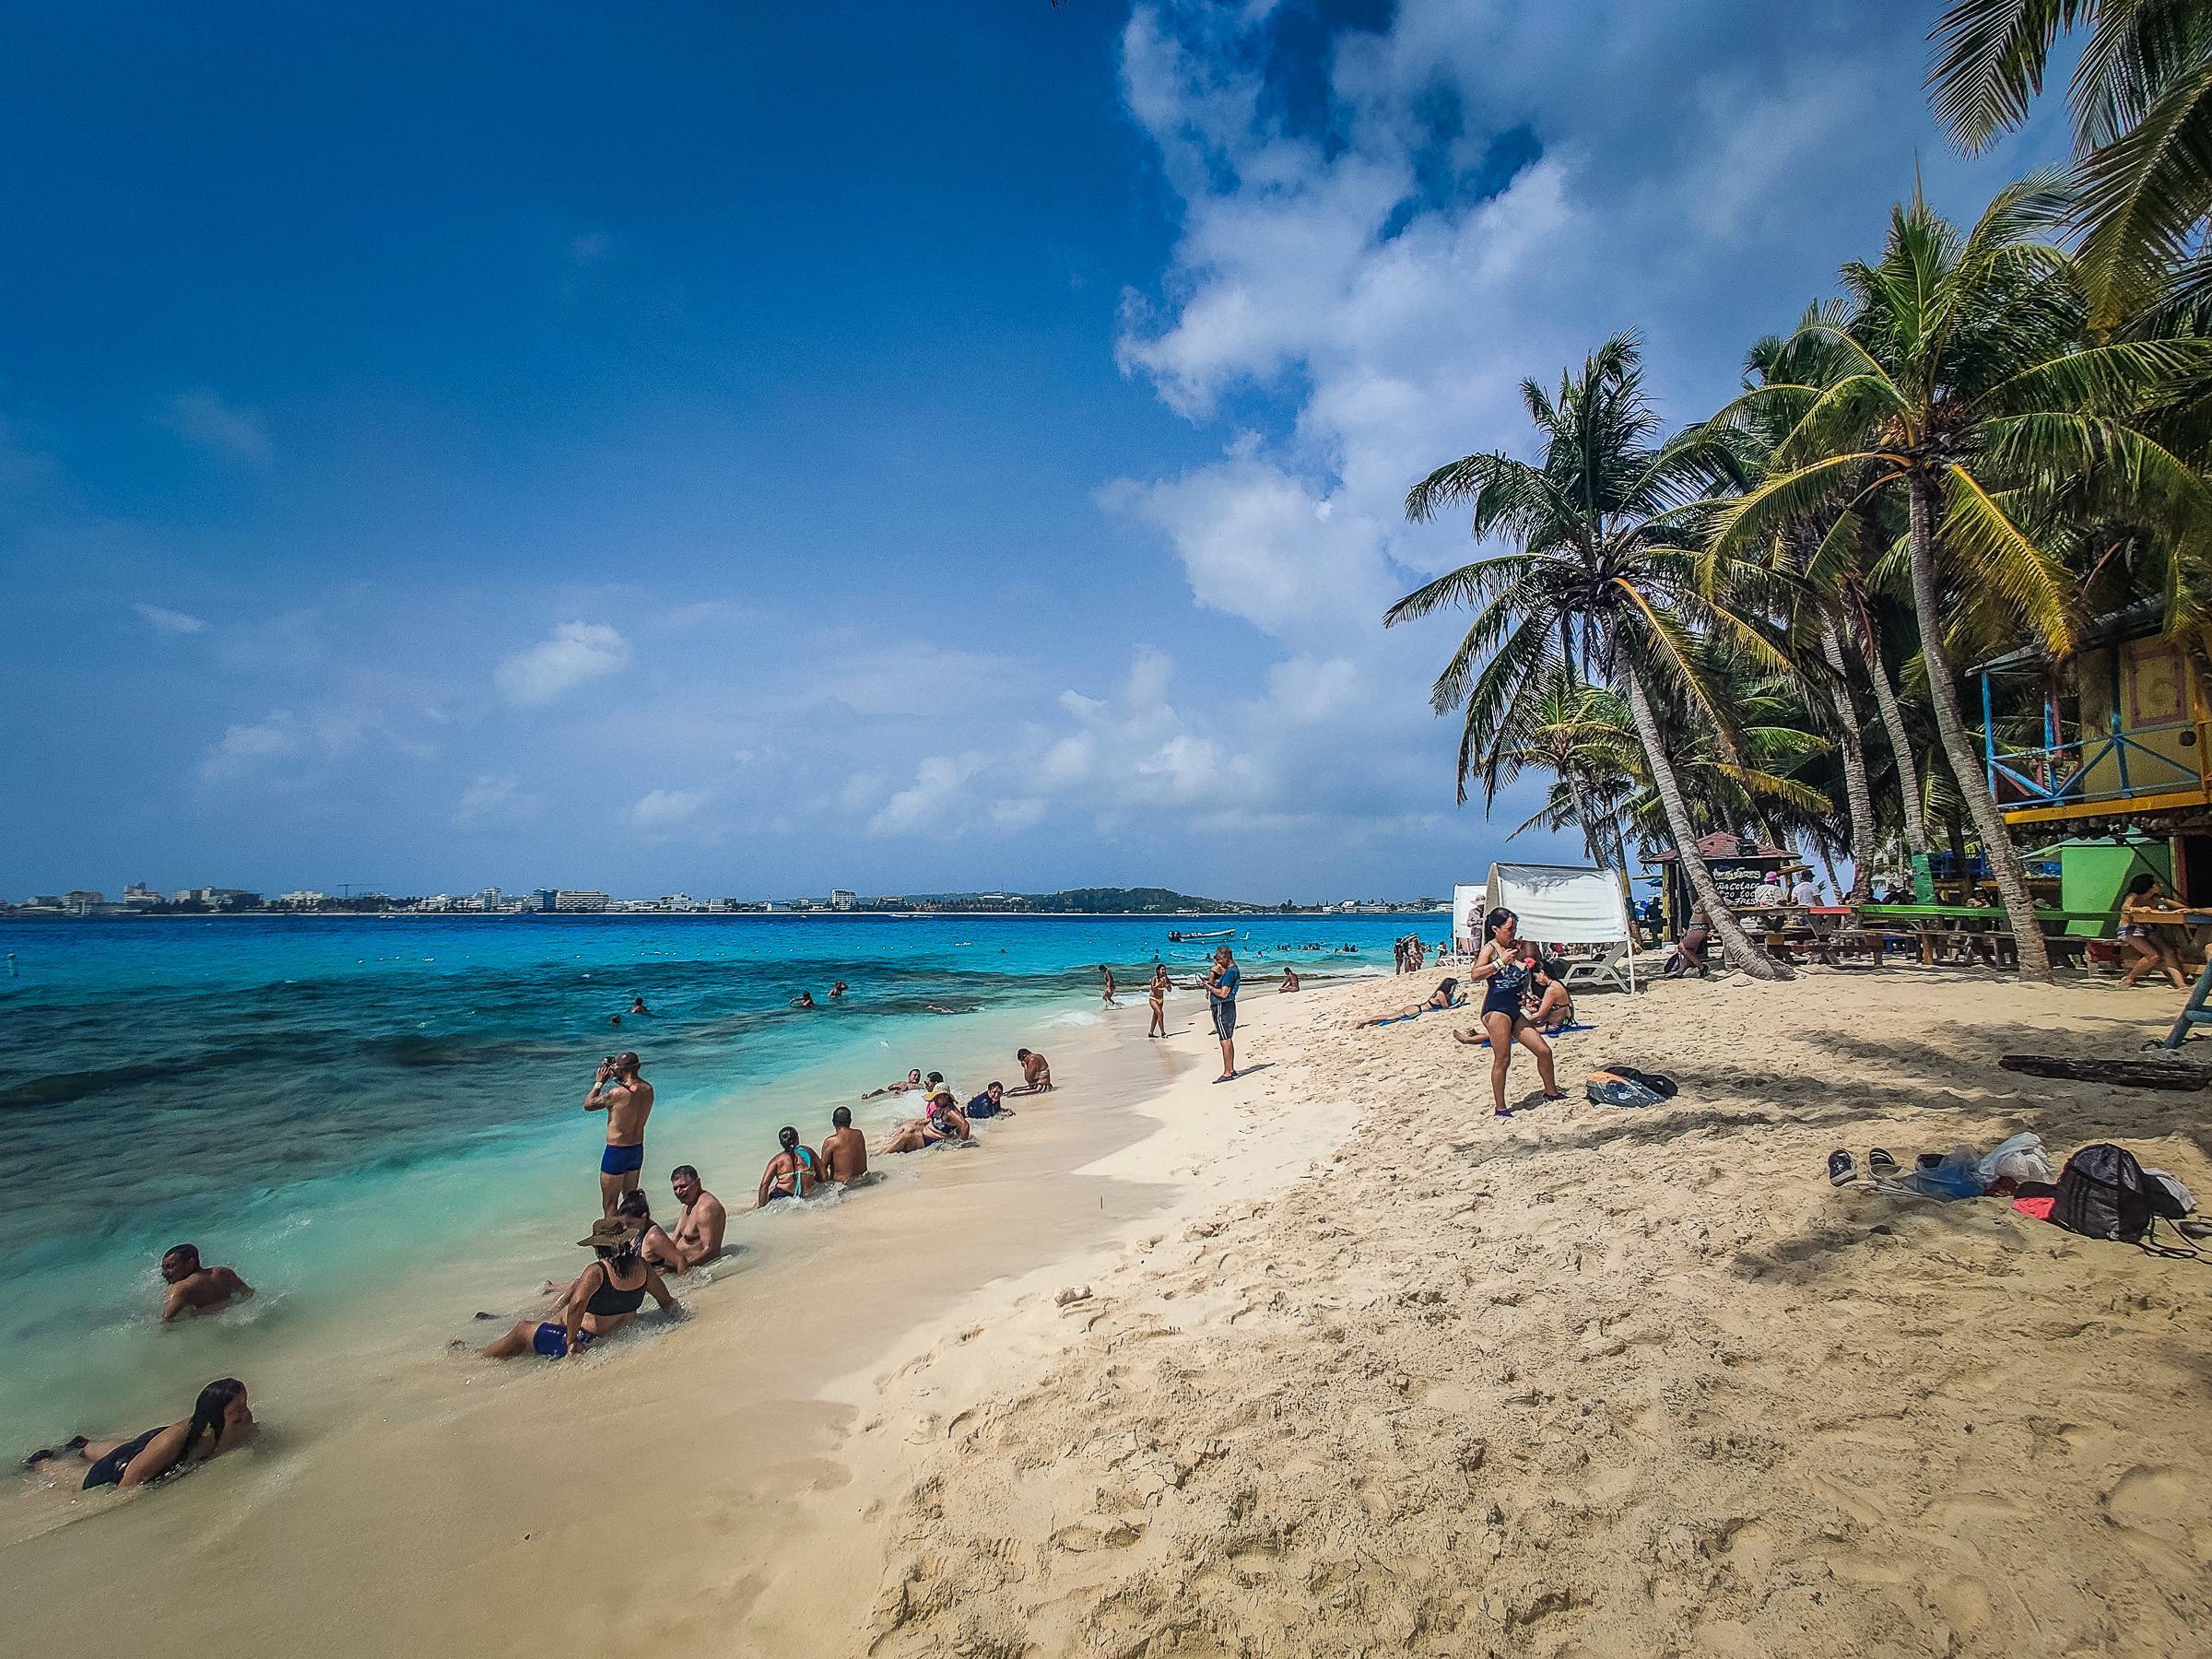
<box><xmin>1560</xmin><ymin>938</ymin><xmax>1634</xmax><ymax>994</ymax></box>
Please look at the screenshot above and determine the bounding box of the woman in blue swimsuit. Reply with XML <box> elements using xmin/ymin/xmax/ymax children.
<box><xmin>1467</xmin><ymin>908</ymin><xmax>1565</xmax><ymax>1117</ymax></box>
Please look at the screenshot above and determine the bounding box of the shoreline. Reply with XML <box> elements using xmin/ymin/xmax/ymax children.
<box><xmin>2</xmin><ymin>976</ymin><xmax>1337</xmax><ymax>1653</ymax></box>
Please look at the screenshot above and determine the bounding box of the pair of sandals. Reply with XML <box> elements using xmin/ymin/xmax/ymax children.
<box><xmin>1827</xmin><ymin>1147</ymin><xmax>1902</xmax><ymax>1186</ymax></box>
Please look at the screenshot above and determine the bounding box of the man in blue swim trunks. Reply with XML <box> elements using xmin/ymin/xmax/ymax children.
<box><xmin>1206</xmin><ymin>946</ymin><xmax>1241</xmax><ymax>1082</ymax></box>
<box><xmin>587</xmin><ymin>1051</ymin><xmax>654</xmax><ymax>1217</ymax></box>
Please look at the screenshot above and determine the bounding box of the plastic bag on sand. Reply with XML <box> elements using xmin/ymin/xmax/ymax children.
<box><xmin>1886</xmin><ymin>1146</ymin><xmax>1987</xmax><ymax>1202</ymax></box>
<box><xmin>1975</xmin><ymin>1132</ymin><xmax>2056</xmax><ymax>1190</ymax></box>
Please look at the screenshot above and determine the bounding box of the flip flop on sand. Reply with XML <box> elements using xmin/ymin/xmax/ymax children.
<box><xmin>1828</xmin><ymin>1149</ymin><xmax>1857</xmax><ymax>1186</ymax></box>
<box><xmin>1868</xmin><ymin>1147</ymin><xmax>1899</xmax><ymax>1177</ymax></box>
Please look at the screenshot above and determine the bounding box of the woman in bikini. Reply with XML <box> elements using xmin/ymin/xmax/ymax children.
<box><xmin>1351</xmin><ymin>977</ymin><xmax>1463</xmax><ymax>1028</ymax></box>
<box><xmin>481</xmin><ymin>1218</ymin><xmax>676</xmax><ymax>1359</ymax></box>
<box><xmin>26</xmin><ymin>1378</ymin><xmax>253</xmax><ymax>1490</ymax></box>
<box><xmin>1526</xmin><ymin>956</ymin><xmax>1575</xmax><ymax>1032</ymax></box>
<box><xmin>1459</xmin><ymin>908</ymin><xmax>1565</xmax><ymax>1116</ymax></box>
<box><xmin>1147</xmin><ymin>965</ymin><xmax>1168</xmax><ymax>1038</ymax></box>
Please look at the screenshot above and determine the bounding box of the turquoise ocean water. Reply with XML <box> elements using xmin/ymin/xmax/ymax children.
<box><xmin>0</xmin><ymin>912</ymin><xmax>1421</xmax><ymax>1444</ymax></box>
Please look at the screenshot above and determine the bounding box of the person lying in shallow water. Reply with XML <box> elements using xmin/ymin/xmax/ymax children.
<box><xmin>26</xmin><ymin>1377</ymin><xmax>253</xmax><ymax>1490</ymax></box>
<box><xmin>862</xmin><ymin>1067</ymin><xmax>924</xmax><ymax>1100</ymax></box>
<box><xmin>159</xmin><ymin>1242</ymin><xmax>253</xmax><ymax>1321</ymax></box>
<box><xmin>1351</xmin><ymin>977</ymin><xmax>1462</xmax><ymax>1028</ymax></box>
<box><xmin>481</xmin><ymin>1218</ymin><xmax>677</xmax><ymax>1360</ymax></box>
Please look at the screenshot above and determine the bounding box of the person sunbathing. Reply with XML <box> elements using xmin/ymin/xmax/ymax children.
<box><xmin>861</xmin><ymin>1068</ymin><xmax>924</xmax><ymax>1100</ymax></box>
<box><xmin>1352</xmin><ymin>977</ymin><xmax>1461</xmax><ymax>1028</ymax></box>
<box><xmin>1526</xmin><ymin>958</ymin><xmax>1575</xmax><ymax>1032</ymax></box>
<box><xmin>26</xmin><ymin>1378</ymin><xmax>253</xmax><ymax>1490</ymax></box>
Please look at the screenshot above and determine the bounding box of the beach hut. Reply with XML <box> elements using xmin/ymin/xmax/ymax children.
<box><xmin>1481</xmin><ymin>862</ymin><xmax>1639</xmax><ymax>993</ymax></box>
<box><xmin>1640</xmin><ymin>832</ymin><xmax>1792</xmax><ymax>937</ymax></box>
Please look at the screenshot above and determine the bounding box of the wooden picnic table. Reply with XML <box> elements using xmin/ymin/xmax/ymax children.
<box><xmin>1853</xmin><ymin>903</ymin><xmax>2120</xmax><ymax>968</ymax></box>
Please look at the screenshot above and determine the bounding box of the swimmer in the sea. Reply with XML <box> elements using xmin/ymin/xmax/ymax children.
<box><xmin>1008</xmin><ymin>1047</ymin><xmax>1052</xmax><ymax>1094</ymax></box>
<box><xmin>481</xmin><ymin>1218</ymin><xmax>675</xmax><ymax>1359</ymax></box>
<box><xmin>830</xmin><ymin>981</ymin><xmax>847</xmax><ymax>998</ymax></box>
<box><xmin>792</xmin><ymin>992</ymin><xmax>817</xmax><ymax>1009</ymax></box>
<box><xmin>667</xmin><ymin>1164</ymin><xmax>727</xmax><ymax>1268</ymax></box>
<box><xmin>862</xmin><ymin>1067</ymin><xmax>924</xmax><ymax>1100</ymax></box>
<box><xmin>820</xmin><ymin>1106</ymin><xmax>868</xmax><ymax>1183</ymax></box>
<box><xmin>757</xmin><ymin>1125</ymin><xmax>820</xmax><ymax>1206</ymax></box>
<box><xmin>159</xmin><ymin>1243</ymin><xmax>253</xmax><ymax>1322</ymax></box>
<box><xmin>629</xmin><ymin>996</ymin><xmax>650</xmax><ymax>1016</ymax></box>
<box><xmin>26</xmin><ymin>1378</ymin><xmax>253</xmax><ymax>1490</ymax></box>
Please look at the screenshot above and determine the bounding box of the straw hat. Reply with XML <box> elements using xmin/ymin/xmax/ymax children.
<box><xmin>576</xmin><ymin>1217</ymin><xmax>643</xmax><ymax>1249</ymax></box>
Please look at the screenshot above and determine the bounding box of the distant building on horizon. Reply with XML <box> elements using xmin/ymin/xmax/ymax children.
<box><xmin>829</xmin><ymin>888</ymin><xmax>856</xmax><ymax>911</ymax></box>
<box><xmin>535</xmin><ymin>888</ymin><xmax>609</xmax><ymax>912</ymax></box>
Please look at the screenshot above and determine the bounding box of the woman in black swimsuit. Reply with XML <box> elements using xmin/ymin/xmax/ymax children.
<box><xmin>1466</xmin><ymin>908</ymin><xmax>1565</xmax><ymax>1117</ymax></box>
<box><xmin>480</xmin><ymin>1218</ymin><xmax>676</xmax><ymax>1359</ymax></box>
<box><xmin>26</xmin><ymin>1377</ymin><xmax>253</xmax><ymax>1490</ymax></box>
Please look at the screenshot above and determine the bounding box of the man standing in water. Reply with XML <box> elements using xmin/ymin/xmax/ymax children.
<box><xmin>587</xmin><ymin>1051</ymin><xmax>653</xmax><ymax>1217</ymax></box>
<box><xmin>1206</xmin><ymin>945</ymin><xmax>1241</xmax><ymax>1082</ymax></box>
<box><xmin>667</xmin><ymin>1164</ymin><xmax>727</xmax><ymax>1268</ymax></box>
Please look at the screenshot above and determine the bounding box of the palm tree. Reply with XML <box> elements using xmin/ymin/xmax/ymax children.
<box><xmin>1928</xmin><ymin>0</ymin><xmax>2212</xmax><ymax>323</ymax></box>
<box><xmin>1477</xmin><ymin>669</ymin><xmax>1637</xmax><ymax>884</ymax></box>
<box><xmin>1712</xmin><ymin>179</ymin><xmax>2212</xmax><ymax>977</ymax></box>
<box><xmin>1394</xmin><ymin>335</ymin><xmax>1795</xmax><ymax>980</ymax></box>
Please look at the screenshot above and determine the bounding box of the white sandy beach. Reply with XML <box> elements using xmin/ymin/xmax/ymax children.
<box><xmin>12</xmin><ymin>966</ymin><xmax>2212</xmax><ymax>1656</ymax></box>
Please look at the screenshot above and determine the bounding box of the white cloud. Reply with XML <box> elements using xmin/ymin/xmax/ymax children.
<box><xmin>627</xmin><ymin>787</ymin><xmax>711</xmax><ymax>830</ymax></box>
<box><xmin>456</xmin><ymin>772</ymin><xmax>533</xmax><ymax>828</ymax></box>
<box><xmin>196</xmin><ymin>708</ymin><xmax>367</xmax><ymax>783</ymax></box>
<box><xmin>990</xmin><ymin>797</ymin><xmax>1047</xmax><ymax>832</ymax></box>
<box><xmin>868</xmin><ymin>754</ymin><xmax>986</xmax><ymax>837</ymax></box>
<box><xmin>159</xmin><ymin>389</ymin><xmax>273</xmax><ymax>463</ymax></box>
<box><xmin>135</xmin><ymin>602</ymin><xmax>207</xmax><ymax>635</ymax></box>
<box><xmin>496</xmin><ymin>621</ymin><xmax>630</xmax><ymax>707</ymax></box>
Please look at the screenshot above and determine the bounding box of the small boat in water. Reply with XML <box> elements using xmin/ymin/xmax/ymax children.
<box><xmin>1167</xmin><ymin>927</ymin><xmax>1237</xmax><ymax>943</ymax></box>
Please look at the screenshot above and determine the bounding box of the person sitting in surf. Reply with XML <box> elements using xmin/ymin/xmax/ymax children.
<box><xmin>666</xmin><ymin>1165</ymin><xmax>728</xmax><ymax>1268</ymax></box>
<box><xmin>1279</xmin><ymin>967</ymin><xmax>1300</xmax><ymax>993</ymax></box>
<box><xmin>1008</xmin><ymin>1048</ymin><xmax>1051</xmax><ymax>1094</ymax></box>
<box><xmin>481</xmin><ymin>1218</ymin><xmax>677</xmax><ymax>1359</ymax></box>
<box><xmin>1351</xmin><ymin>977</ymin><xmax>1463</xmax><ymax>1029</ymax></box>
<box><xmin>821</xmin><ymin>1106</ymin><xmax>869</xmax><ymax>1182</ymax></box>
<box><xmin>756</xmin><ymin>1124</ymin><xmax>821</xmax><ymax>1206</ymax></box>
<box><xmin>26</xmin><ymin>1378</ymin><xmax>254</xmax><ymax>1490</ymax></box>
<box><xmin>879</xmin><ymin>1088</ymin><xmax>971</xmax><ymax>1153</ymax></box>
<box><xmin>614</xmin><ymin>1188</ymin><xmax>688</xmax><ymax>1273</ymax></box>
<box><xmin>159</xmin><ymin>1242</ymin><xmax>253</xmax><ymax>1322</ymax></box>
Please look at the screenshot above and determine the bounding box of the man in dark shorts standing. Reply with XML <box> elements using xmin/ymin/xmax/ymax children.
<box><xmin>1206</xmin><ymin>946</ymin><xmax>1241</xmax><ymax>1082</ymax></box>
<box><xmin>587</xmin><ymin>1051</ymin><xmax>654</xmax><ymax>1216</ymax></box>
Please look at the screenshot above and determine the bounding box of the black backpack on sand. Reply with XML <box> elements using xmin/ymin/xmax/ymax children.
<box><xmin>2052</xmin><ymin>1144</ymin><xmax>2182</xmax><ymax>1243</ymax></box>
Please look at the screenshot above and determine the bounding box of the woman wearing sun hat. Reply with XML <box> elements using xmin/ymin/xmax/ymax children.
<box><xmin>479</xmin><ymin>1217</ymin><xmax>677</xmax><ymax>1359</ymax></box>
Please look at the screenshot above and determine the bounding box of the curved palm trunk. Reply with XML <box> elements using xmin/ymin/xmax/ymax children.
<box><xmin>1905</xmin><ymin>477</ymin><xmax>2051</xmax><ymax>979</ymax></box>
<box><xmin>1818</xmin><ymin>617</ymin><xmax>1877</xmax><ymax>902</ymax></box>
<box><xmin>1564</xmin><ymin>768</ymin><xmax>1635</xmax><ymax>903</ymax></box>
<box><xmin>1619</xmin><ymin>664</ymin><xmax>1792</xmax><ymax>981</ymax></box>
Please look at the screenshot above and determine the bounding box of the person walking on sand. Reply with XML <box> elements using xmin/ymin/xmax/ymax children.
<box><xmin>667</xmin><ymin>1165</ymin><xmax>727</xmax><ymax>1268</ymax></box>
<box><xmin>586</xmin><ymin>1051</ymin><xmax>653</xmax><ymax>1217</ymax></box>
<box><xmin>159</xmin><ymin>1243</ymin><xmax>253</xmax><ymax>1322</ymax></box>
<box><xmin>25</xmin><ymin>1378</ymin><xmax>254</xmax><ymax>1490</ymax></box>
<box><xmin>1465</xmin><ymin>908</ymin><xmax>1565</xmax><ymax>1117</ymax></box>
<box><xmin>1147</xmin><ymin>966</ymin><xmax>1168</xmax><ymax>1038</ymax></box>
<box><xmin>1100</xmin><ymin>964</ymin><xmax>1118</xmax><ymax>1007</ymax></box>
<box><xmin>821</xmin><ymin>1106</ymin><xmax>869</xmax><ymax>1182</ymax></box>
<box><xmin>1206</xmin><ymin>945</ymin><xmax>1241</xmax><ymax>1082</ymax></box>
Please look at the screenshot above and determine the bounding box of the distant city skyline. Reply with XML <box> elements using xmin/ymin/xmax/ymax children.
<box><xmin>0</xmin><ymin>4</ymin><xmax>2063</xmax><ymax>898</ymax></box>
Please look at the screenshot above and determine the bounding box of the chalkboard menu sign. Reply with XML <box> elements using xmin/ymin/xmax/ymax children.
<box><xmin>1704</xmin><ymin>859</ymin><xmax>1778</xmax><ymax>909</ymax></box>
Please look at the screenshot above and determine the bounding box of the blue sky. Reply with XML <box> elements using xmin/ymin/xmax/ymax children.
<box><xmin>0</xmin><ymin>2</ymin><xmax>2063</xmax><ymax>901</ymax></box>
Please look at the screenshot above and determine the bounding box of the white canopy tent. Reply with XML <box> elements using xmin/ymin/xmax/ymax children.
<box><xmin>1455</xmin><ymin>862</ymin><xmax>1639</xmax><ymax>993</ymax></box>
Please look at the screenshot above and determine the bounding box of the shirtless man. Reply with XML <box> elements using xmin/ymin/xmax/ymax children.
<box><xmin>667</xmin><ymin>1164</ymin><xmax>728</xmax><ymax>1267</ymax></box>
<box><xmin>757</xmin><ymin>1125</ymin><xmax>821</xmax><ymax>1206</ymax></box>
<box><xmin>159</xmin><ymin>1244</ymin><xmax>253</xmax><ymax>1322</ymax></box>
<box><xmin>821</xmin><ymin>1106</ymin><xmax>869</xmax><ymax>1183</ymax></box>
<box><xmin>586</xmin><ymin>1051</ymin><xmax>654</xmax><ymax>1216</ymax></box>
<box><xmin>1010</xmin><ymin>1047</ymin><xmax>1052</xmax><ymax>1095</ymax></box>
<box><xmin>862</xmin><ymin>1067</ymin><xmax>924</xmax><ymax>1100</ymax></box>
